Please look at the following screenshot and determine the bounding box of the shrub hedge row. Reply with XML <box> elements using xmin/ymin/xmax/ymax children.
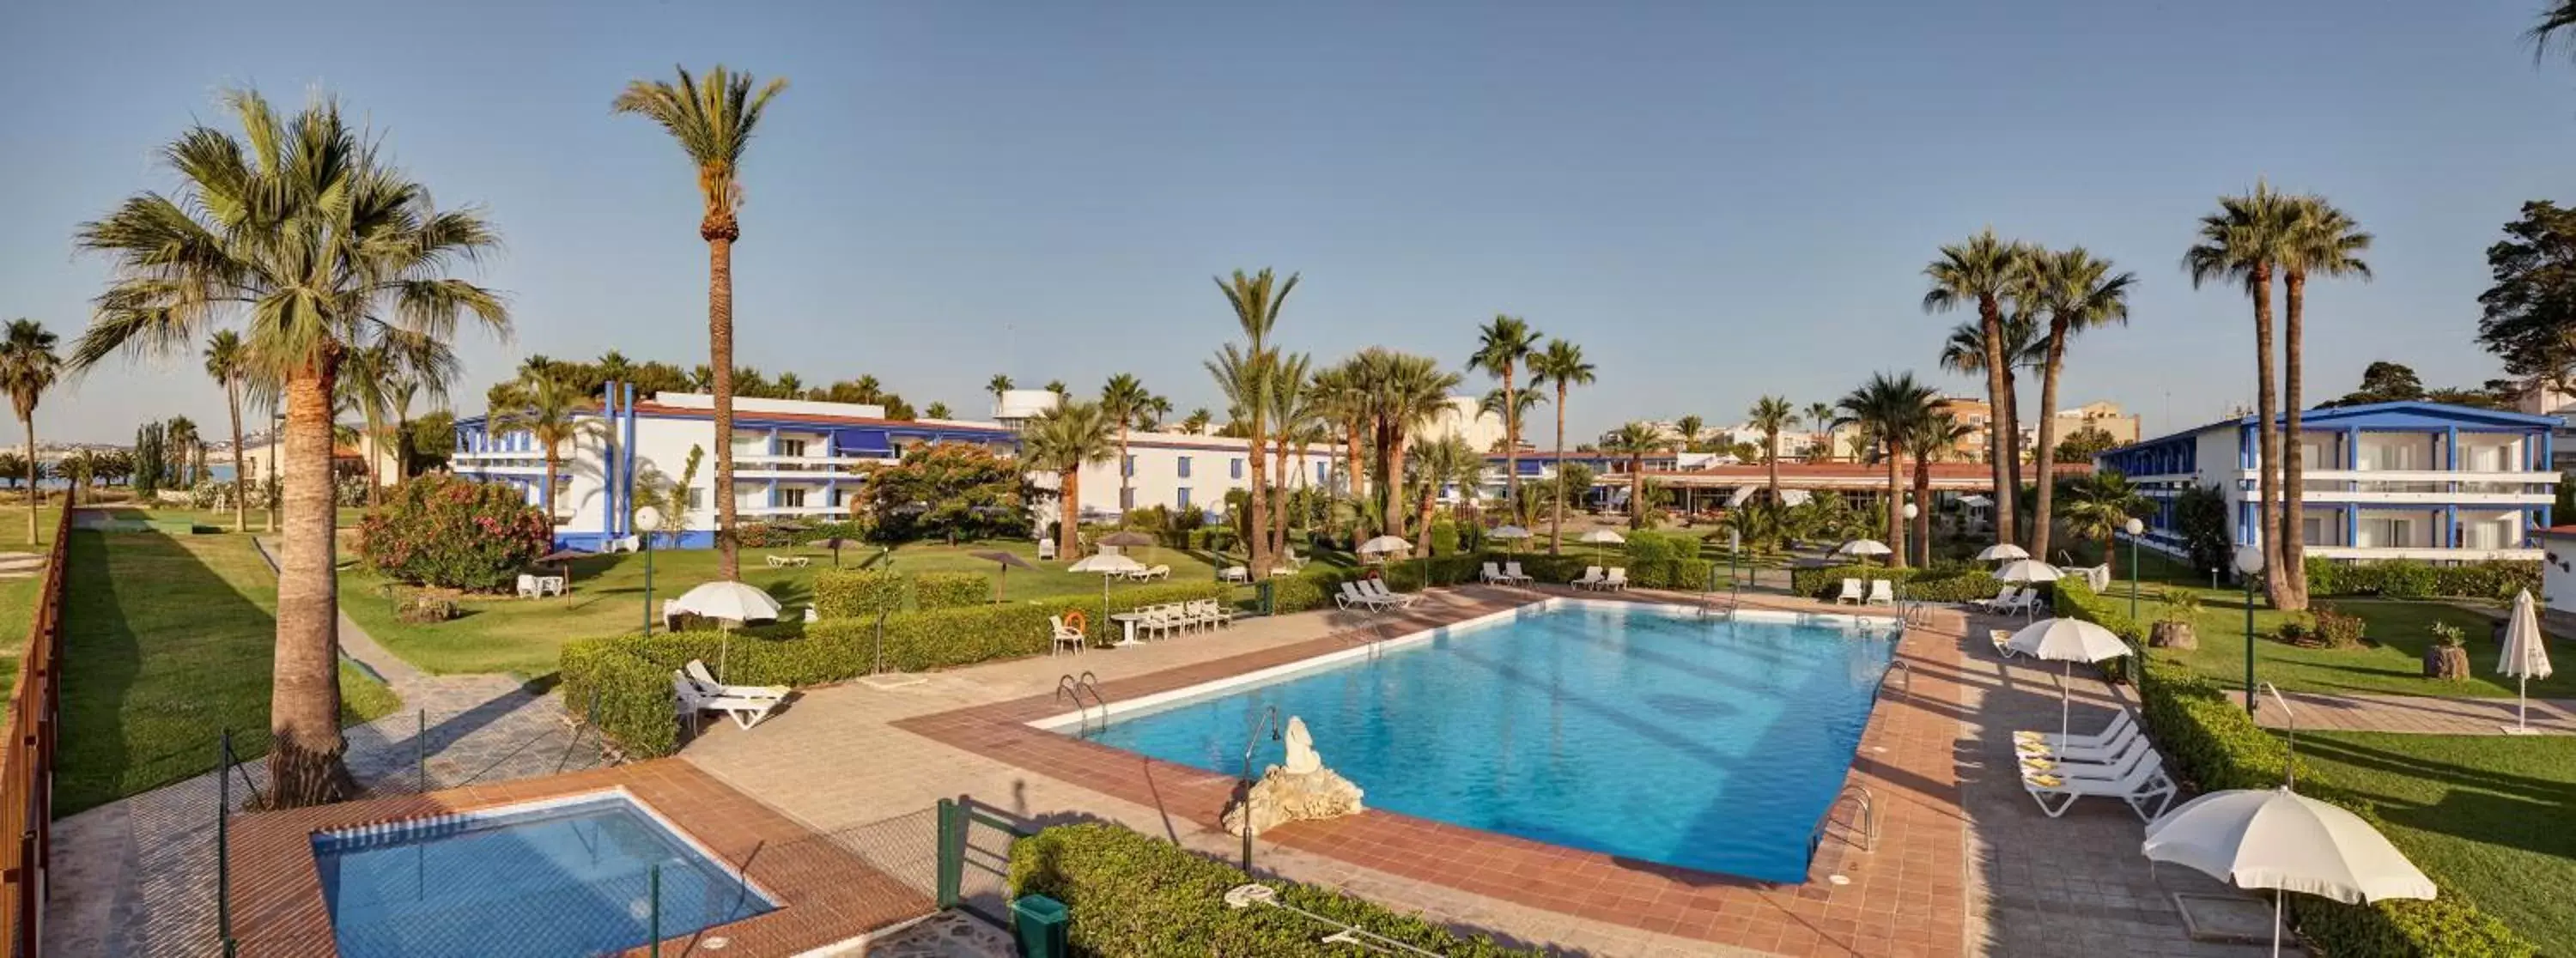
<box><xmin>2051</xmin><ymin>580</ymin><xmax>2537</xmax><ymax>957</ymax></box>
<box><xmin>562</xmin><ymin>579</ymin><xmax>1232</xmax><ymax>757</ymax></box>
<box><xmin>2300</xmin><ymin>557</ymin><xmax>2540</xmax><ymax>601</ymax></box>
<box><xmin>1789</xmin><ymin>564</ymin><xmax>2008</xmax><ymax>603</ymax></box>
<box><xmin>813</xmin><ymin>568</ymin><xmax>908</xmax><ymax>618</ymax></box>
<box><xmin>912</xmin><ymin>571</ymin><xmax>991</xmax><ymax>610</ymax></box>
<box><xmin>1008</xmin><ymin>822</ymin><xmax>1546</xmax><ymax>956</ymax></box>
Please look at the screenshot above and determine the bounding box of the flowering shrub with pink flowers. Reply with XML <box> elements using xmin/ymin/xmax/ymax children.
<box><xmin>357</xmin><ymin>475</ymin><xmax>554</xmax><ymax>591</ymax></box>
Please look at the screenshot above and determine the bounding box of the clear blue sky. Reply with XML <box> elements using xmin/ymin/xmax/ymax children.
<box><xmin>6</xmin><ymin>0</ymin><xmax>2573</xmax><ymax>444</ymax></box>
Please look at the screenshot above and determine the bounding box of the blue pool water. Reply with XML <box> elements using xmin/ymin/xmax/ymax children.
<box><xmin>1086</xmin><ymin>603</ymin><xmax>1898</xmax><ymax>882</ymax></box>
<box><xmin>314</xmin><ymin>794</ymin><xmax>774</xmax><ymax>958</ymax></box>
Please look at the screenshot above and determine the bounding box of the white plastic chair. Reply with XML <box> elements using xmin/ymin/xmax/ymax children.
<box><xmin>1865</xmin><ymin>579</ymin><xmax>1895</xmax><ymax>605</ymax></box>
<box><xmin>1573</xmin><ymin>567</ymin><xmax>1607</xmax><ymax>590</ymax></box>
<box><xmin>1602</xmin><ymin>567</ymin><xmax>1629</xmax><ymax>591</ymax></box>
<box><xmin>1834</xmin><ymin>579</ymin><xmax>1863</xmax><ymax>604</ymax></box>
<box><xmin>516</xmin><ymin>574</ymin><xmax>540</xmax><ymax>598</ymax></box>
<box><xmin>1049</xmin><ymin>615</ymin><xmax>1087</xmax><ymax>656</ymax></box>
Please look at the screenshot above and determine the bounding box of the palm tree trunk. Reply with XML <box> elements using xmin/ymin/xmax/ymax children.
<box><xmin>1767</xmin><ymin>434</ymin><xmax>1782</xmax><ymax>504</ymax></box>
<box><xmin>1627</xmin><ymin>453</ymin><xmax>1644</xmax><ymax>531</ymax></box>
<box><xmin>2032</xmin><ymin>321</ymin><xmax>2069</xmax><ymax>561</ymax></box>
<box><xmin>2278</xmin><ymin>270</ymin><xmax>2310</xmax><ymax>611</ymax></box>
<box><xmin>1885</xmin><ymin>442</ymin><xmax>1906</xmax><ymax>567</ymax></box>
<box><xmin>22</xmin><ymin>416</ymin><xmax>37</xmax><ymax>545</ymax></box>
<box><xmin>1345</xmin><ymin>420</ymin><xmax>1365</xmax><ymax>502</ymax></box>
<box><xmin>1912</xmin><ymin>458</ymin><xmax>1933</xmax><ymax>567</ymax></box>
<box><xmin>228</xmin><ymin>379</ymin><xmax>247</xmax><ymax>531</ymax></box>
<box><xmin>1413</xmin><ymin>477</ymin><xmax>1437</xmax><ymax>554</ymax></box>
<box><xmin>1247</xmin><ymin>412</ymin><xmax>1270</xmax><ymax>577</ymax></box>
<box><xmin>708</xmin><ymin>234</ymin><xmax>741</xmax><ymax>582</ymax></box>
<box><xmin>1502</xmin><ymin>368</ymin><xmax>1519</xmax><ymax>515</ymax></box>
<box><xmin>1386</xmin><ymin>430</ymin><xmax>1411</xmax><ymax>540</ymax></box>
<box><xmin>1268</xmin><ymin>433</ymin><xmax>1292</xmax><ymax>562</ymax></box>
<box><xmin>1550</xmin><ymin>386</ymin><xmax>1567</xmax><ymax>555</ymax></box>
<box><xmin>1977</xmin><ymin>297</ymin><xmax>2018</xmax><ymax>547</ymax></box>
<box><xmin>2251</xmin><ymin>265</ymin><xmax>2285</xmax><ymax>608</ymax></box>
<box><xmin>2001</xmin><ymin>364</ymin><xmax>2027</xmax><ymax>544</ymax></box>
<box><xmin>544</xmin><ymin>451</ymin><xmax>561</xmax><ymax>528</ymax></box>
<box><xmin>270</xmin><ymin>359</ymin><xmax>352</xmax><ymax>807</ymax></box>
<box><xmin>1060</xmin><ymin>469</ymin><xmax>1082</xmax><ymax>561</ymax></box>
<box><xmin>1116</xmin><ymin>424</ymin><xmax>1131</xmax><ymax>518</ymax></box>
<box><xmin>393</xmin><ymin>411</ymin><xmax>409</xmax><ymax>482</ymax></box>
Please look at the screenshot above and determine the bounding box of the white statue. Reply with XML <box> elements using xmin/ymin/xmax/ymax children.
<box><xmin>1282</xmin><ymin>716</ymin><xmax>1322</xmax><ymax>774</ymax></box>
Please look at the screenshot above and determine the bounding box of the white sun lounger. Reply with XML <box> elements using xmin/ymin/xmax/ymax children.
<box><xmin>2014</xmin><ymin>710</ymin><xmax>2137</xmax><ymax>756</ymax></box>
<box><xmin>1835</xmin><ymin>578</ymin><xmax>1864</xmax><ymax>604</ymax></box>
<box><xmin>673</xmin><ymin>666</ymin><xmax>787</xmax><ymax>731</ymax></box>
<box><xmin>685</xmin><ymin>661</ymin><xmax>788</xmax><ymax>700</ymax></box>
<box><xmin>1602</xmin><ymin>567</ymin><xmax>1629</xmax><ymax>591</ymax></box>
<box><xmin>2022</xmin><ymin>752</ymin><xmax>2177</xmax><ymax>822</ymax></box>
<box><xmin>2016</xmin><ymin>733</ymin><xmax>2151</xmax><ymax>780</ymax></box>
<box><xmin>1481</xmin><ymin>562</ymin><xmax>1509</xmax><ymax>585</ymax></box>
<box><xmin>1573</xmin><ymin>567</ymin><xmax>1607</xmax><ymax>590</ymax></box>
<box><xmin>1865</xmin><ymin>579</ymin><xmax>1895</xmax><ymax>605</ymax></box>
<box><xmin>1362</xmin><ymin>579</ymin><xmax>1419</xmax><ymax>607</ymax></box>
<box><xmin>1971</xmin><ymin>586</ymin><xmax>2017</xmax><ymax>613</ymax></box>
<box><xmin>1503</xmin><ymin>561</ymin><xmax>1533</xmax><ymax>585</ymax></box>
<box><xmin>1336</xmin><ymin>582</ymin><xmax>1394</xmax><ymax>611</ymax></box>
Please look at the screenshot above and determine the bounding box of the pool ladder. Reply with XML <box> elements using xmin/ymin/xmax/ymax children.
<box><xmin>1877</xmin><ymin>660</ymin><xmax>1913</xmax><ymax>700</ymax></box>
<box><xmin>1809</xmin><ymin>784</ymin><xmax>1879</xmax><ymax>856</ymax></box>
<box><xmin>1056</xmin><ymin>671</ymin><xmax>1107</xmax><ymax>737</ymax></box>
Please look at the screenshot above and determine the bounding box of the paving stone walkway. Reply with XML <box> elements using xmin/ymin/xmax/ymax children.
<box><xmin>41</xmin><ymin>538</ymin><xmax>603</xmax><ymax>958</ymax></box>
<box><xmin>2226</xmin><ymin>688</ymin><xmax>2576</xmax><ymax>736</ymax></box>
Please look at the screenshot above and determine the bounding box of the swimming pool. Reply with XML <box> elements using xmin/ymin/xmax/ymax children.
<box><xmin>1075</xmin><ymin>601</ymin><xmax>1899</xmax><ymax>882</ymax></box>
<box><xmin>313</xmin><ymin>791</ymin><xmax>775</xmax><ymax>958</ymax></box>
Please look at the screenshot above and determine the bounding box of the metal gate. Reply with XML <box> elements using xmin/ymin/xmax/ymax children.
<box><xmin>935</xmin><ymin>798</ymin><xmax>1028</xmax><ymax>925</ymax></box>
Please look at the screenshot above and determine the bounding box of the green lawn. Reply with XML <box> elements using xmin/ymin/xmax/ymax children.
<box><xmin>57</xmin><ymin>531</ymin><xmax>399</xmax><ymax>815</ymax></box>
<box><xmin>0</xmin><ymin>506</ymin><xmax>62</xmax><ymax>550</ymax></box>
<box><xmin>89</xmin><ymin>504</ymin><xmax>368</xmax><ymax>533</ymax></box>
<box><xmin>2292</xmin><ymin>731</ymin><xmax>2576</xmax><ymax>953</ymax></box>
<box><xmin>2099</xmin><ymin>555</ymin><xmax>2573</xmax><ymax>699</ymax></box>
<box><xmin>338</xmin><ymin>538</ymin><xmax>1236</xmax><ymax>677</ymax></box>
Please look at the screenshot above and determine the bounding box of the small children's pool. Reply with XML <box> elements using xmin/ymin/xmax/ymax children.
<box><xmin>1072</xmin><ymin>601</ymin><xmax>1899</xmax><ymax>882</ymax></box>
<box><xmin>314</xmin><ymin>791</ymin><xmax>774</xmax><ymax>958</ymax></box>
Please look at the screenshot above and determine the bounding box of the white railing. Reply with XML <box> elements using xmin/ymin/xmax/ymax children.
<box><xmin>2234</xmin><ymin>468</ymin><xmax>2557</xmax><ymax>483</ymax></box>
<box><xmin>738</xmin><ymin>504</ymin><xmax>854</xmax><ymax>518</ymax></box>
<box><xmin>2303</xmin><ymin>546</ymin><xmax>2541</xmax><ymax>561</ymax></box>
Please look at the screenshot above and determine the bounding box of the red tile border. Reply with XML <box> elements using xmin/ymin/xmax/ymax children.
<box><xmin>226</xmin><ymin>760</ymin><xmax>931</xmax><ymax>958</ymax></box>
<box><xmin>896</xmin><ymin>589</ymin><xmax>1971</xmax><ymax>957</ymax></box>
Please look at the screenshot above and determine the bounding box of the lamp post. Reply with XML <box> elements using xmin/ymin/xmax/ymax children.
<box><xmin>636</xmin><ymin>506</ymin><xmax>664</xmax><ymax>636</ymax></box>
<box><xmin>266</xmin><ymin>413</ymin><xmax>283</xmax><ymax>533</ymax></box>
<box><xmin>2234</xmin><ymin>543</ymin><xmax>2264</xmax><ymax>714</ymax></box>
<box><xmin>1901</xmin><ymin>502</ymin><xmax>1919</xmax><ymax>567</ymax></box>
<box><xmin>2123</xmin><ymin>517</ymin><xmax>2146</xmax><ymax>620</ymax></box>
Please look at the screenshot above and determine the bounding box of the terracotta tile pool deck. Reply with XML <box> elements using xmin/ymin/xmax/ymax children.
<box><xmin>893</xmin><ymin>591</ymin><xmax>1971</xmax><ymax>957</ymax></box>
<box><xmin>225</xmin><ymin>760</ymin><xmax>932</xmax><ymax>957</ymax></box>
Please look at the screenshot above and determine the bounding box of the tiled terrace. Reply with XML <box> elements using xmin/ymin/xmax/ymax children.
<box><xmin>224</xmin><ymin>760</ymin><xmax>933</xmax><ymax>957</ymax></box>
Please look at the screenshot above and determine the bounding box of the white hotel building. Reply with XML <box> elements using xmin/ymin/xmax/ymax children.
<box><xmin>448</xmin><ymin>387</ymin><xmax>1343</xmax><ymax>550</ymax></box>
<box><xmin>2096</xmin><ymin>401</ymin><xmax>2561</xmax><ymax>564</ymax></box>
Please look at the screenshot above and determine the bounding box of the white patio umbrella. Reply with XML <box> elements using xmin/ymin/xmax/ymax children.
<box><xmin>2499</xmin><ymin>589</ymin><xmax>2555</xmax><ymax>735</ymax></box>
<box><xmin>1357</xmin><ymin>535</ymin><xmax>1413</xmax><ymax>556</ymax></box>
<box><xmin>1486</xmin><ymin>524</ymin><xmax>1533</xmax><ymax>558</ymax></box>
<box><xmin>1834</xmin><ymin>538</ymin><xmax>1893</xmax><ymax>569</ymax></box>
<box><xmin>1068</xmin><ymin>552</ymin><xmax>1146</xmax><ymax>645</ymax></box>
<box><xmin>1577</xmin><ymin>528</ymin><xmax>1626</xmax><ymax>561</ymax></box>
<box><xmin>2143</xmin><ymin>787</ymin><xmax>2437</xmax><ymax>956</ymax></box>
<box><xmin>1973</xmin><ymin>543</ymin><xmax>2031</xmax><ymax>562</ymax></box>
<box><xmin>671</xmin><ymin>581</ymin><xmax>783</xmax><ymax>681</ymax></box>
<box><xmin>2008</xmin><ymin>617</ymin><xmax>2133</xmax><ymax>746</ymax></box>
<box><xmin>1994</xmin><ymin>559</ymin><xmax>2062</xmax><ymax>584</ymax></box>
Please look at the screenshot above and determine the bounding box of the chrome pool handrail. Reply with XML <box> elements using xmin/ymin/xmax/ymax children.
<box><xmin>1809</xmin><ymin>783</ymin><xmax>1878</xmax><ymax>856</ymax></box>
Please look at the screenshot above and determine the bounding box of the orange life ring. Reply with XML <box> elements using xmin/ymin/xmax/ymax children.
<box><xmin>1062</xmin><ymin>609</ymin><xmax>1088</xmax><ymax>633</ymax></box>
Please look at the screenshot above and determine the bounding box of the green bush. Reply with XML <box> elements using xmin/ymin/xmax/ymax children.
<box><xmin>2053</xmin><ymin>581</ymin><xmax>2539</xmax><ymax>957</ymax></box>
<box><xmin>913</xmin><ymin>571</ymin><xmax>992</xmax><ymax>610</ymax></box>
<box><xmin>566</xmin><ymin>580</ymin><xmax>1232</xmax><ymax>757</ymax></box>
<box><xmin>1789</xmin><ymin>564</ymin><xmax>2006</xmax><ymax>603</ymax></box>
<box><xmin>354</xmin><ymin>475</ymin><xmax>553</xmax><ymax>591</ymax></box>
<box><xmin>2311</xmin><ymin>605</ymin><xmax>2366</xmax><ymax>649</ymax></box>
<box><xmin>814</xmin><ymin>568</ymin><xmax>908</xmax><ymax>618</ymax></box>
<box><xmin>2302</xmin><ymin>557</ymin><xmax>2539</xmax><ymax>601</ymax></box>
<box><xmin>1428</xmin><ymin>519</ymin><xmax>1461</xmax><ymax>557</ymax></box>
<box><xmin>1008</xmin><ymin>822</ymin><xmax>1546</xmax><ymax>957</ymax></box>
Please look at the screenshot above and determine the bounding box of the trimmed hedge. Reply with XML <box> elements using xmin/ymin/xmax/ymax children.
<box><xmin>2053</xmin><ymin>581</ymin><xmax>2538</xmax><ymax>956</ymax></box>
<box><xmin>814</xmin><ymin>568</ymin><xmax>907</xmax><ymax>618</ymax></box>
<box><xmin>563</xmin><ymin>579</ymin><xmax>1232</xmax><ymax>758</ymax></box>
<box><xmin>2302</xmin><ymin>557</ymin><xmax>2539</xmax><ymax>601</ymax></box>
<box><xmin>1790</xmin><ymin>564</ymin><xmax>2007</xmax><ymax>603</ymax></box>
<box><xmin>1008</xmin><ymin>822</ymin><xmax>1546</xmax><ymax>956</ymax></box>
<box><xmin>912</xmin><ymin>571</ymin><xmax>991</xmax><ymax>610</ymax></box>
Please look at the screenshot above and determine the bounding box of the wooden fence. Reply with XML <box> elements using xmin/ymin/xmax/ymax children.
<box><xmin>0</xmin><ymin>504</ymin><xmax>73</xmax><ymax>955</ymax></box>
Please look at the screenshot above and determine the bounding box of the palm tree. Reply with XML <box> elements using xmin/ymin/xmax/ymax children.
<box><xmin>1468</xmin><ymin>314</ymin><xmax>1542</xmax><ymax>514</ymax></box>
<box><xmin>1021</xmin><ymin>399</ymin><xmax>1116</xmax><ymax>561</ymax></box>
<box><xmin>74</xmin><ymin>89</ymin><xmax>507</xmax><ymax>804</ymax></box>
<box><xmin>337</xmin><ymin>346</ymin><xmax>393</xmax><ymax>506</ymax></box>
<box><xmin>2530</xmin><ymin>3</ymin><xmax>2576</xmax><ymax>60</ymax></box>
<box><xmin>491</xmin><ymin>369</ymin><xmax>597</xmax><ymax>525</ymax></box>
<box><xmin>1747</xmin><ymin>397</ymin><xmax>1795</xmax><ymax>505</ymax></box>
<box><xmin>1262</xmin><ymin>355</ymin><xmax>1317</xmax><ymax>561</ymax></box>
<box><xmin>2028</xmin><ymin>248</ymin><xmax>2136</xmax><ymax>562</ymax></box>
<box><xmin>2057</xmin><ymin>470</ymin><xmax>2152</xmax><ymax>579</ymax></box>
<box><xmin>1923</xmin><ymin>230</ymin><xmax>2037</xmax><ymax>547</ymax></box>
<box><xmin>205</xmin><ymin>330</ymin><xmax>253</xmax><ymax>531</ymax></box>
<box><xmin>1099</xmin><ymin>373</ymin><xmax>1151</xmax><ymax>513</ymax></box>
<box><xmin>1135</xmin><ymin>395</ymin><xmax>1171</xmax><ymax>432</ymax></box>
<box><xmin>1209</xmin><ymin>269</ymin><xmax>1297</xmax><ymax>574</ymax></box>
<box><xmin>1674</xmin><ymin>415</ymin><xmax>1705</xmax><ymax>453</ymax></box>
<box><xmin>1477</xmin><ymin>386</ymin><xmax>1546</xmax><ymax>518</ymax></box>
<box><xmin>1803</xmin><ymin>401</ymin><xmax>1838</xmax><ymax>461</ymax></box>
<box><xmin>382</xmin><ymin>373</ymin><xmax>424</xmax><ymax>483</ymax></box>
<box><xmin>924</xmin><ymin>401</ymin><xmax>952</xmax><ymax>419</ymax></box>
<box><xmin>1407</xmin><ymin>434</ymin><xmax>1479</xmax><ymax>552</ymax></box>
<box><xmin>1044</xmin><ymin>379</ymin><xmax>1069</xmax><ymax>399</ymax></box>
<box><xmin>1353</xmin><ymin>349</ymin><xmax>1463</xmax><ymax>540</ymax></box>
<box><xmin>2</xmin><ymin>319</ymin><xmax>60</xmax><ymax>540</ymax></box>
<box><xmin>1837</xmin><ymin>373</ymin><xmax>1939</xmax><ymax>567</ymax></box>
<box><xmin>2185</xmin><ymin>183</ymin><xmax>2299</xmax><ymax>609</ymax></box>
<box><xmin>2274</xmin><ymin>196</ymin><xmax>2372</xmax><ymax>610</ymax></box>
<box><xmin>1181</xmin><ymin>407</ymin><xmax>1212</xmax><ymax>435</ymax></box>
<box><xmin>987</xmin><ymin>373</ymin><xmax>1014</xmax><ymax>403</ymax></box>
<box><xmin>1902</xmin><ymin>413</ymin><xmax>1973</xmax><ymax>566</ymax></box>
<box><xmin>615</xmin><ymin>64</ymin><xmax>789</xmax><ymax>583</ymax></box>
<box><xmin>1527</xmin><ymin>339</ymin><xmax>1595</xmax><ymax>554</ymax></box>
<box><xmin>1600</xmin><ymin>422</ymin><xmax>1665</xmax><ymax>530</ymax></box>
<box><xmin>166</xmin><ymin>415</ymin><xmax>202</xmax><ymax>488</ymax></box>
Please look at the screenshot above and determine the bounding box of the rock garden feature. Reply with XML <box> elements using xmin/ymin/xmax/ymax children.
<box><xmin>1222</xmin><ymin>716</ymin><xmax>1365</xmax><ymax>837</ymax></box>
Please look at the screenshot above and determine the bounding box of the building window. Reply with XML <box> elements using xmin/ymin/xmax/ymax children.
<box><xmin>1120</xmin><ymin>487</ymin><xmax>1134</xmax><ymax>510</ymax></box>
<box><xmin>1123</xmin><ymin>455</ymin><xmax>1135</xmax><ymax>477</ymax></box>
<box><xmin>685</xmin><ymin>488</ymin><xmax>704</xmax><ymax>510</ymax></box>
<box><xmin>1177</xmin><ymin>456</ymin><xmax>1192</xmax><ymax>478</ymax></box>
<box><xmin>1176</xmin><ymin>487</ymin><xmax>1192</xmax><ymax>510</ymax></box>
<box><xmin>1315</xmin><ymin>462</ymin><xmax>1327</xmax><ymax>484</ymax></box>
<box><xmin>1230</xmin><ymin>458</ymin><xmax>1243</xmax><ymax>479</ymax></box>
<box><xmin>780</xmin><ymin>488</ymin><xmax>807</xmax><ymax>508</ymax></box>
<box><xmin>778</xmin><ymin>438</ymin><xmax>807</xmax><ymax>458</ymax></box>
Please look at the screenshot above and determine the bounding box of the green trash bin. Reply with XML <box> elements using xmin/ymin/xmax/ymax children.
<box><xmin>1256</xmin><ymin>579</ymin><xmax>1274</xmax><ymax>616</ymax></box>
<box><xmin>1011</xmin><ymin>894</ymin><xmax>1068</xmax><ymax>958</ymax></box>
